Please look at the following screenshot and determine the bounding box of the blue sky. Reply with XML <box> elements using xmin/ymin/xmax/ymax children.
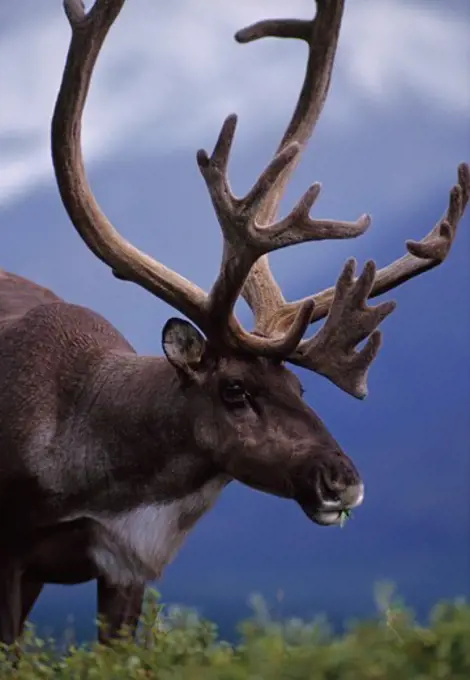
<box><xmin>1</xmin><ymin>0</ymin><xmax>469</xmax><ymax>640</ymax></box>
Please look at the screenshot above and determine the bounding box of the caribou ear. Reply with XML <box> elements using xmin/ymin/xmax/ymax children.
<box><xmin>162</xmin><ymin>318</ymin><xmax>206</xmax><ymax>377</ymax></box>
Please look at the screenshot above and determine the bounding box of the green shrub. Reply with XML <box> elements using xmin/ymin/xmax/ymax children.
<box><xmin>1</xmin><ymin>586</ymin><xmax>469</xmax><ymax>679</ymax></box>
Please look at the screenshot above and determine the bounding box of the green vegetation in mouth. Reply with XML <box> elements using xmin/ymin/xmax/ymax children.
<box><xmin>339</xmin><ymin>508</ymin><xmax>352</xmax><ymax>528</ymax></box>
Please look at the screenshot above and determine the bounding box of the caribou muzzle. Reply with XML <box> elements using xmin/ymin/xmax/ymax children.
<box><xmin>296</xmin><ymin>452</ymin><xmax>365</xmax><ymax>527</ymax></box>
<box><xmin>302</xmin><ymin>480</ymin><xmax>364</xmax><ymax>526</ymax></box>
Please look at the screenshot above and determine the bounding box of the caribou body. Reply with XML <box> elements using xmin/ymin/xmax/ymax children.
<box><xmin>0</xmin><ymin>0</ymin><xmax>468</xmax><ymax>646</ymax></box>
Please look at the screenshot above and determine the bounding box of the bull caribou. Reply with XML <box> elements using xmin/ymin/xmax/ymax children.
<box><xmin>0</xmin><ymin>0</ymin><xmax>468</xmax><ymax>646</ymax></box>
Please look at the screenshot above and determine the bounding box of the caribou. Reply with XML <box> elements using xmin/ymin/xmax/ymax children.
<box><xmin>0</xmin><ymin>0</ymin><xmax>468</xmax><ymax>647</ymax></box>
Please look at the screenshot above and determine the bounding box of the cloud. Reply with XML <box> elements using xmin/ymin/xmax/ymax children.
<box><xmin>340</xmin><ymin>0</ymin><xmax>470</xmax><ymax>114</ymax></box>
<box><xmin>0</xmin><ymin>0</ymin><xmax>468</xmax><ymax>208</ymax></box>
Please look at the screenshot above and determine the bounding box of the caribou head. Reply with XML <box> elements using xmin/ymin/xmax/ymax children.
<box><xmin>161</xmin><ymin>317</ymin><xmax>365</xmax><ymax>526</ymax></box>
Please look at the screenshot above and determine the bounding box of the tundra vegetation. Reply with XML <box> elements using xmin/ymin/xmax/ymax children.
<box><xmin>1</xmin><ymin>588</ymin><xmax>469</xmax><ymax>679</ymax></box>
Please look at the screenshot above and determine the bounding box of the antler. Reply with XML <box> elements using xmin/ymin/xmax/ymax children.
<box><xmin>52</xmin><ymin>0</ymin><xmax>367</xmax><ymax>357</ymax></box>
<box><xmin>53</xmin><ymin>0</ymin><xmax>208</xmax><ymax>333</ymax></box>
<box><xmin>52</xmin><ymin>0</ymin><xmax>468</xmax><ymax>398</ymax></box>
<box><xmin>231</xmin><ymin>3</ymin><xmax>469</xmax><ymax>397</ymax></box>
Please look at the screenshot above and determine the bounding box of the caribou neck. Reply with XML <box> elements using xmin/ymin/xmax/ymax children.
<box><xmin>68</xmin><ymin>351</ymin><xmax>229</xmax><ymax>515</ymax></box>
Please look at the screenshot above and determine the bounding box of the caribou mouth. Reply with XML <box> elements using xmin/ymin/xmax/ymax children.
<box><xmin>301</xmin><ymin>481</ymin><xmax>364</xmax><ymax>527</ymax></box>
<box><xmin>301</xmin><ymin>506</ymin><xmax>344</xmax><ymax>526</ymax></box>
<box><xmin>301</xmin><ymin>505</ymin><xmax>355</xmax><ymax>527</ymax></box>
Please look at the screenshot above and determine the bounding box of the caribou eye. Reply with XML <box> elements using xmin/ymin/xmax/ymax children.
<box><xmin>221</xmin><ymin>380</ymin><xmax>248</xmax><ymax>407</ymax></box>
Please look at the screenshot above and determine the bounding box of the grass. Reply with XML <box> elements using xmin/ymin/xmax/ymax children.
<box><xmin>1</xmin><ymin>585</ymin><xmax>469</xmax><ymax>678</ymax></box>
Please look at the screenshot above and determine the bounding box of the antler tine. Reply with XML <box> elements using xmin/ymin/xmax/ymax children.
<box><xmin>290</xmin><ymin>259</ymin><xmax>396</xmax><ymax>399</ymax></box>
<box><xmin>282</xmin><ymin>162</ymin><xmax>470</xmax><ymax>326</ymax></box>
<box><xmin>52</xmin><ymin>0</ymin><xmax>211</xmax><ymax>334</ymax></box>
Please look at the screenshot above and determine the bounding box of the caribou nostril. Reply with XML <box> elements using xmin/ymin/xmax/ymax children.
<box><xmin>315</xmin><ymin>474</ymin><xmax>342</xmax><ymax>509</ymax></box>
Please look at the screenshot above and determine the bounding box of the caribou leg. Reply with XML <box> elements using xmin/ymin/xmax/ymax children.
<box><xmin>19</xmin><ymin>577</ymin><xmax>145</xmax><ymax>646</ymax></box>
<box><xmin>97</xmin><ymin>577</ymin><xmax>145</xmax><ymax>644</ymax></box>
<box><xmin>0</xmin><ymin>563</ymin><xmax>22</xmax><ymax>646</ymax></box>
<box><xmin>18</xmin><ymin>577</ymin><xmax>145</xmax><ymax>646</ymax></box>
<box><xmin>18</xmin><ymin>578</ymin><xmax>44</xmax><ymax>636</ymax></box>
